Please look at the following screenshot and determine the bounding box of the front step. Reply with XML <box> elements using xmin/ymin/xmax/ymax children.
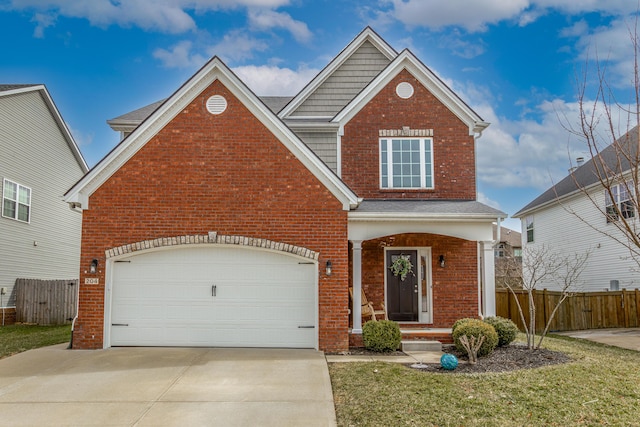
<box><xmin>400</xmin><ymin>327</ymin><xmax>453</xmax><ymax>344</ymax></box>
<box><xmin>401</xmin><ymin>340</ymin><xmax>442</xmax><ymax>352</ymax></box>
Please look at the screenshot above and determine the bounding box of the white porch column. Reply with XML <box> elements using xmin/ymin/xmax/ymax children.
<box><xmin>351</xmin><ymin>240</ymin><xmax>363</xmax><ymax>333</ymax></box>
<box><xmin>481</xmin><ymin>240</ymin><xmax>496</xmax><ymax>317</ymax></box>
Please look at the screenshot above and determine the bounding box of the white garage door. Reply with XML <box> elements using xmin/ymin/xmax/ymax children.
<box><xmin>109</xmin><ymin>246</ymin><xmax>317</xmax><ymax>348</ymax></box>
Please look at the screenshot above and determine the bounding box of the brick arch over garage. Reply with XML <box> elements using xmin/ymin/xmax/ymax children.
<box><xmin>104</xmin><ymin>232</ymin><xmax>320</xmax><ymax>261</ymax></box>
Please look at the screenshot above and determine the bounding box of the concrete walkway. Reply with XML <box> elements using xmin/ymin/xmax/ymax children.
<box><xmin>555</xmin><ymin>327</ymin><xmax>640</xmax><ymax>351</ymax></box>
<box><xmin>326</xmin><ymin>349</ymin><xmax>443</xmax><ymax>364</ymax></box>
<box><xmin>0</xmin><ymin>345</ymin><xmax>336</xmax><ymax>427</ymax></box>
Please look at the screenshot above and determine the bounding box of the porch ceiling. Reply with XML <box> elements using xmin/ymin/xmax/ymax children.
<box><xmin>348</xmin><ymin>199</ymin><xmax>506</xmax><ymax>241</ymax></box>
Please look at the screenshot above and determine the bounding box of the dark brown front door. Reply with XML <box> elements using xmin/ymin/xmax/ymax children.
<box><xmin>386</xmin><ymin>250</ymin><xmax>418</xmax><ymax>321</ymax></box>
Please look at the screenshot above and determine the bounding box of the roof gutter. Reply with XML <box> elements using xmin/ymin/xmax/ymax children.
<box><xmin>349</xmin><ymin>212</ymin><xmax>506</xmax><ymax>222</ymax></box>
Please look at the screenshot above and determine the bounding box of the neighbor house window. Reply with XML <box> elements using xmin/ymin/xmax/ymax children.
<box><xmin>380</xmin><ymin>138</ymin><xmax>434</xmax><ymax>189</ymax></box>
<box><xmin>526</xmin><ymin>216</ymin><xmax>534</xmax><ymax>243</ymax></box>
<box><xmin>513</xmin><ymin>248</ymin><xmax>523</xmax><ymax>258</ymax></box>
<box><xmin>494</xmin><ymin>244</ymin><xmax>505</xmax><ymax>258</ymax></box>
<box><xmin>2</xmin><ymin>179</ymin><xmax>31</xmax><ymax>223</ymax></box>
<box><xmin>605</xmin><ymin>181</ymin><xmax>635</xmax><ymax>223</ymax></box>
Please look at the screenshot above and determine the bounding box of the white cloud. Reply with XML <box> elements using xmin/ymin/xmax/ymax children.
<box><xmin>232</xmin><ymin>65</ymin><xmax>319</xmax><ymax>95</ymax></box>
<box><xmin>472</xmin><ymin>93</ymin><xmax>638</xmax><ymax>193</ymax></box>
<box><xmin>387</xmin><ymin>0</ymin><xmax>640</xmax><ymax>32</ymax></box>
<box><xmin>248</xmin><ymin>9</ymin><xmax>312</xmax><ymax>43</ymax></box>
<box><xmin>7</xmin><ymin>0</ymin><xmax>292</xmax><ymax>35</ymax></box>
<box><xmin>531</xmin><ymin>0</ymin><xmax>638</xmax><ymax>16</ymax></box>
<box><xmin>207</xmin><ymin>30</ymin><xmax>269</xmax><ymax>62</ymax></box>
<box><xmin>477</xmin><ymin>191</ymin><xmax>502</xmax><ymax>210</ymax></box>
<box><xmin>153</xmin><ymin>40</ymin><xmax>207</xmax><ymax>68</ymax></box>
<box><xmin>31</xmin><ymin>12</ymin><xmax>56</xmax><ymax>38</ymax></box>
<box><xmin>570</xmin><ymin>17</ymin><xmax>640</xmax><ymax>88</ymax></box>
<box><xmin>388</xmin><ymin>0</ymin><xmax>529</xmax><ymax>32</ymax></box>
<box><xmin>68</xmin><ymin>124</ymin><xmax>94</xmax><ymax>148</ymax></box>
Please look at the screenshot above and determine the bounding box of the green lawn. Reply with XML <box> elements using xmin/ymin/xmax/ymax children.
<box><xmin>0</xmin><ymin>324</ymin><xmax>72</xmax><ymax>359</ymax></box>
<box><xmin>329</xmin><ymin>335</ymin><xmax>640</xmax><ymax>426</ymax></box>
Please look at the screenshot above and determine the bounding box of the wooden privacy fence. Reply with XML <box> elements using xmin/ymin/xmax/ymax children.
<box><xmin>15</xmin><ymin>278</ymin><xmax>78</xmax><ymax>325</ymax></box>
<box><xmin>496</xmin><ymin>288</ymin><xmax>640</xmax><ymax>332</ymax></box>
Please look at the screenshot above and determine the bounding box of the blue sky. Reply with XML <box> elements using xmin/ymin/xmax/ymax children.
<box><xmin>1</xmin><ymin>1</ymin><xmax>638</xmax><ymax>230</ymax></box>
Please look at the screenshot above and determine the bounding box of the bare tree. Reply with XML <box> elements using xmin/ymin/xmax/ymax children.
<box><xmin>498</xmin><ymin>245</ymin><xmax>590</xmax><ymax>350</ymax></box>
<box><xmin>560</xmin><ymin>19</ymin><xmax>640</xmax><ymax>268</ymax></box>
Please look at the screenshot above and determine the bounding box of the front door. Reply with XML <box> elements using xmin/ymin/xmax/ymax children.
<box><xmin>386</xmin><ymin>250</ymin><xmax>419</xmax><ymax>321</ymax></box>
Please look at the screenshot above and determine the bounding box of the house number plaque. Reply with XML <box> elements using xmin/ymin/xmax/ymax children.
<box><xmin>85</xmin><ymin>278</ymin><xmax>99</xmax><ymax>285</ymax></box>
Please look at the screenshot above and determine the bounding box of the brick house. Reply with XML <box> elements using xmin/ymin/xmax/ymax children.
<box><xmin>64</xmin><ymin>28</ymin><xmax>505</xmax><ymax>352</ymax></box>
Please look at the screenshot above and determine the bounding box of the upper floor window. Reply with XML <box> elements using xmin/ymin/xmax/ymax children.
<box><xmin>605</xmin><ymin>181</ymin><xmax>635</xmax><ymax>223</ymax></box>
<box><xmin>2</xmin><ymin>179</ymin><xmax>31</xmax><ymax>223</ymax></box>
<box><xmin>526</xmin><ymin>216</ymin><xmax>534</xmax><ymax>243</ymax></box>
<box><xmin>380</xmin><ymin>138</ymin><xmax>433</xmax><ymax>189</ymax></box>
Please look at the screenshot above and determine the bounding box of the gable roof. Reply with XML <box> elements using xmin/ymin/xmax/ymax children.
<box><xmin>64</xmin><ymin>57</ymin><xmax>359</xmax><ymax>211</ymax></box>
<box><xmin>493</xmin><ymin>225</ymin><xmax>521</xmax><ymax>247</ymax></box>
<box><xmin>332</xmin><ymin>49</ymin><xmax>489</xmax><ymax>135</ymax></box>
<box><xmin>278</xmin><ymin>27</ymin><xmax>397</xmax><ymax>119</ymax></box>
<box><xmin>514</xmin><ymin>126</ymin><xmax>640</xmax><ymax>218</ymax></box>
<box><xmin>0</xmin><ymin>84</ymin><xmax>89</xmax><ymax>173</ymax></box>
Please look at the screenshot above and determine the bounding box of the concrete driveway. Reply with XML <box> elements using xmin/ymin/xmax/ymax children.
<box><xmin>556</xmin><ymin>327</ymin><xmax>640</xmax><ymax>351</ymax></box>
<box><xmin>0</xmin><ymin>345</ymin><xmax>336</xmax><ymax>426</ymax></box>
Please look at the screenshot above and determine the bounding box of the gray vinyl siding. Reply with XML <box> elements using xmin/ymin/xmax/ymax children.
<box><xmin>520</xmin><ymin>188</ymin><xmax>640</xmax><ymax>292</ymax></box>
<box><xmin>293</xmin><ymin>131</ymin><xmax>338</xmax><ymax>172</ymax></box>
<box><xmin>0</xmin><ymin>90</ymin><xmax>85</xmax><ymax>307</ymax></box>
<box><xmin>291</xmin><ymin>41</ymin><xmax>391</xmax><ymax>117</ymax></box>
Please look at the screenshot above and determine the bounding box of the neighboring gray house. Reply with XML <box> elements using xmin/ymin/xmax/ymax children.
<box><xmin>493</xmin><ymin>225</ymin><xmax>523</xmax><ymax>289</ymax></box>
<box><xmin>0</xmin><ymin>85</ymin><xmax>88</xmax><ymax>321</ymax></box>
<box><xmin>513</xmin><ymin>127</ymin><xmax>639</xmax><ymax>292</ymax></box>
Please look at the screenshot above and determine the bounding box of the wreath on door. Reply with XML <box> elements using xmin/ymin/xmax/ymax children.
<box><xmin>389</xmin><ymin>254</ymin><xmax>414</xmax><ymax>281</ymax></box>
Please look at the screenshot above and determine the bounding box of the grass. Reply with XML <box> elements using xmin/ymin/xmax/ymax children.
<box><xmin>329</xmin><ymin>334</ymin><xmax>640</xmax><ymax>426</ymax></box>
<box><xmin>0</xmin><ymin>324</ymin><xmax>72</xmax><ymax>359</ymax></box>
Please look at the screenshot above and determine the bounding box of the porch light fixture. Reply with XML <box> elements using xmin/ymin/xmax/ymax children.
<box><xmin>90</xmin><ymin>259</ymin><xmax>98</xmax><ymax>274</ymax></box>
<box><xmin>326</xmin><ymin>260</ymin><xmax>332</xmax><ymax>276</ymax></box>
<box><xmin>439</xmin><ymin>255</ymin><xmax>445</xmax><ymax>268</ymax></box>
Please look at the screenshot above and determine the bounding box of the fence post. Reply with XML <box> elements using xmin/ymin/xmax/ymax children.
<box><xmin>622</xmin><ymin>289</ymin><xmax>629</xmax><ymax>328</ymax></box>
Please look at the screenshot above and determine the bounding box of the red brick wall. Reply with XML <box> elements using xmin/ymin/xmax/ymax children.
<box><xmin>341</xmin><ymin>69</ymin><xmax>476</xmax><ymax>199</ymax></box>
<box><xmin>74</xmin><ymin>79</ymin><xmax>349</xmax><ymax>352</ymax></box>
<box><xmin>354</xmin><ymin>233</ymin><xmax>478</xmax><ymax>328</ymax></box>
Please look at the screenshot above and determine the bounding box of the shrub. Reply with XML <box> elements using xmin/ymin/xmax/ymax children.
<box><xmin>484</xmin><ymin>316</ymin><xmax>518</xmax><ymax>347</ymax></box>
<box><xmin>362</xmin><ymin>320</ymin><xmax>402</xmax><ymax>352</ymax></box>
<box><xmin>451</xmin><ymin>317</ymin><xmax>476</xmax><ymax>333</ymax></box>
<box><xmin>452</xmin><ymin>319</ymin><xmax>498</xmax><ymax>358</ymax></box>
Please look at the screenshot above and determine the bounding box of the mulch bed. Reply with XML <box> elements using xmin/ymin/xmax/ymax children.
<box><xmin>413</xmin><ymin>343</ymin><xmax>572</xmax><ymax>374</ymax></box>
<box><xmin>339</xmin><ymin>343</ymin><xmax>572</xmax><ymax>373</ymax></box>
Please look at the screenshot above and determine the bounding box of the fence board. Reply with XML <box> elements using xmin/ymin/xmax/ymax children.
<box><xmin>15</xmin><ymin>278</ymin><xmax>78</xmax><ymax>325</ymax></box>
<box><xmin>496</xmin><ymin>288</ymin><xmax>640</xmax><ymax>332</ymax></box>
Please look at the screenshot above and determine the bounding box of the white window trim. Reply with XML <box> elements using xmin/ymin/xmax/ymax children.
<box><xmin>605</xmin><ymin>181</ymin><xmax>636</xmax><ymax>223</ymax></box>
<box><xmin>525</xmin><ymin>215</ymin><xmax>534</xmax><ymax>243</ymax></box>
<box><xmin>379</xmin><ymin>137</ymin><xmax>435</xmax><ymax>190</ymax></box>
<box><xmin>2</xmin><ymin>178</ymin><xmax>31</xmax><ymax>223</ymax></box>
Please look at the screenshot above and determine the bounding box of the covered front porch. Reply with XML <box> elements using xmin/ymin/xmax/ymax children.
<box><xmin>347</xmin><ymin>200</ymin><xmax>506</xmax><ymax>344</ymax></box>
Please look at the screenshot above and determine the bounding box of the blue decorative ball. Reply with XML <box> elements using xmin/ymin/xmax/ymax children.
<box><xmin>440</xmin><ymin>353</ymin><xmax>458</xmax><ymax>370</ymax></box>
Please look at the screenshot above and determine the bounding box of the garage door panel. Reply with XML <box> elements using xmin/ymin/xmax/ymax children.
<box><xmin>110</xmin><ymin>246</ymin><xmax>316</xmax><ymax>348</ymax></box>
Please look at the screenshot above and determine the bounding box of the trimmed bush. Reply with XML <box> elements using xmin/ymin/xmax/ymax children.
<box><xmin>362</xmin><ymin>320</ymin><xmax>402</xmax><ymax>352</ymax></box>
<box><xmin>451</xmin><ymin>317</ymin><xmax>476</xmax><ymax>333</ymax></box>
<box><xmin>452</xmin><ymin>319</ymin><xmax>498</xmax><ymax>358</ymax></box>
<box><xmin>484</xmin><ymin>316</ymin><xmax>518</xmax><ymax>347</ymax></box>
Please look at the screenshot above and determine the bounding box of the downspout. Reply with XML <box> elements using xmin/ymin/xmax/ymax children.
<box><xmin>68</xmin><ymin>202</ymin><xmax>82</xmax><ymax>349</ymax></box>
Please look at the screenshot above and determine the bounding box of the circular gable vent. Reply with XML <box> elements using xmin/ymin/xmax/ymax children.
<box><xmin>396</xmin><ymin>82</ymin><xmax>414</xmax><ymax>99</ymax></box>
<box><xmin>206</xmin><ymin>95</ymin><xmax>227</xmax><ymax>115</ymax></box>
